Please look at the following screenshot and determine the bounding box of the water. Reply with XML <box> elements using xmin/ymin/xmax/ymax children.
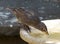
<box><xmin>0</xmin><ymin>0</ymin><xmax>60</xmax><ymax>44</ymax></box>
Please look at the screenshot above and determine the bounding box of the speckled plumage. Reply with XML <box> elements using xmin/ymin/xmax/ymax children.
<box><xmin>8</xmin><ymin>7</ymin><xmax>48</xmax><ymax>34</ymax></box>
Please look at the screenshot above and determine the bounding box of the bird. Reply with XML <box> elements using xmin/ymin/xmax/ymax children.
<box><xmin>6</xmin><ymin>8</ymin><xmax>60</xmax><ymax>44</ymax></box>
<box><xmin>20</xmin><ymin>19</ymin><xmax>60</xmax><ymax>44</ymax></box>
<box><xmin>6</xmin><ymin>7</ymin><xmax>48</xmax><ymax>35</ymax></box>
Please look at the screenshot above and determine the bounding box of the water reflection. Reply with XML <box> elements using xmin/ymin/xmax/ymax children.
<box><xmin>0</xmin><ymin>7</ymin><xmax>18</xmax><ymax>26</ymax></box>
<box><xmin>10</xmin><ymin>24</ymin><xmax>13</xmax><ymax>27</ymax></box>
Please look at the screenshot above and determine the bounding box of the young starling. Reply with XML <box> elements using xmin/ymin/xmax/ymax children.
<box><xmin>6</xmin><ymin>7</ymin><xmax>48</xmax><ymax>34</ymax></box>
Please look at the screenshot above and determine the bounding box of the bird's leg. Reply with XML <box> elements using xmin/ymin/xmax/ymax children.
<box><xmin>23</xmin><ymin>24</ymin><xmax>31</xmax><ymax>33</ymax></box>
<box><xmin>19</xmin><ymin>23</ymin><xmax>31</xmax><ymax>33</ymax></box>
